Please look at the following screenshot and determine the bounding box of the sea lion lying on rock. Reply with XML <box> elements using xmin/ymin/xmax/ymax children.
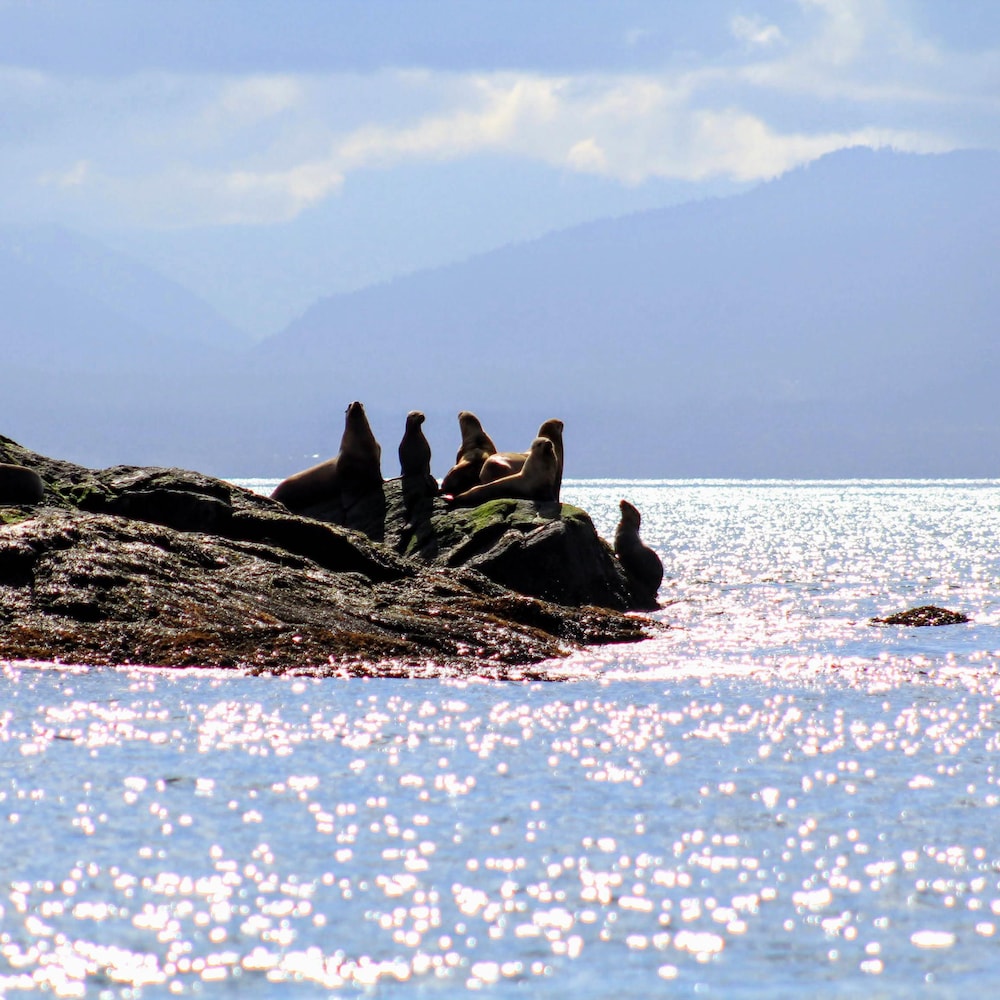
<box><xmin>440</xmin><ymin>411</ymin><xmax>497</xmax><ymax>496</ymax></box>
<box><xmin>479</xmin><ymin>418</ymin><xmax>565</xmax><ymax>501</ymax></box>
<box><xmin>0</xmin><ymin>463</ymin><xmax>45</xmax><ymax>505</ymax></box>
<box><xmin>447</xmin><ymin>437</ymin><xmax>559</xmax><ymax>507</ymax></box>
<box><xmin>614</xmin><ymin>499</ymin><xmax>663</xmax><ymax>608</ymax></box>
<box><xmin>272</xmin><ymin>401</ymin><xmax>383</xmax><ymax>514</ymax></box>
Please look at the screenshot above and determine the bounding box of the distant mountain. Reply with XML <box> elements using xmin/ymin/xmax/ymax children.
<box><xmin>2</xmin><ymin>149</ymin><xmax>997</xmax><ymax>477</ymax></box>
<box><xmin>0</xmin><ymin>225</ymin><xmax>255</xmax><ymax>468</ymax></box>
<box><xmin>0</xmin><ymin>224</ymin><xmax>249</xmax><ymax>369</ymax></box>
<box><xmin>255</xmin><ymin>147</ymin><xmax>1000</xmax><ymax>477</ymax></box>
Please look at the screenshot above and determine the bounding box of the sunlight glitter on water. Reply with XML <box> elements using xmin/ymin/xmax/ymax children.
<box><xmin>561</xmin><ymin>480</ymin><xmax>1000</xmax><ymax>681</ymax></box>
<box><xmin>3</xmin><ymin>664</ymin><xmax>1000</xmax><ymax>997</ymax></box>
<box><xmin>4</xmin><ymin>481</ymin><xmax>1000</xmax><ymax>996</ymax></box>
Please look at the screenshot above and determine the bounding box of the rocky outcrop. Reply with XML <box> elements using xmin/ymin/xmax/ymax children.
<box><xmin>0</xmin><ymin>435</ymin><xmax>653</xmax><ymax>676</ymax></box>
<box><xmin>407</xmin><ymin>497</ymin><xmax>632</xmax><ymax>609</ymax></box>
<box><xmin>871</xmin><ymin>605</ymin><xmax>971</xmax><ymax>627</ymax></box>
<box><xmin>281</xmin><ymin>475</ymin><xmax>637</xmax><ymax>610</ymax></box>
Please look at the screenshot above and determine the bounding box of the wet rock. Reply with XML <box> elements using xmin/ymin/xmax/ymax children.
<box><xmin>871</xmin><ymin>605</ymin><xmax>971</xmax><ymax>627</ymax></box>
<box><xmin>280</xmin><ymin>478</ymin><xmax>641</xmax><ymax>611</ymax></box>
<box><xmin>0</xmin><ymin>508</ymin><xmax>644</xmax><ymax>676</ymax></box>
<box><xmin>79</xmin><ymin>465</ymin><xmax>405</xmax><ymax>583</ymax></box>
<box><xmin>0</xmin><ymin>436</ymin><xmax>651</xmax><ymax>675</ymax></box>
<box><xmin>0</xmin><ymin>434</ymin><xmax>109</xmax><ymax>506</ymax></box>
<box><xmin>431</xmin><ymin>499</ymin><xmax>631</xmax><ymax>610</ymax></box>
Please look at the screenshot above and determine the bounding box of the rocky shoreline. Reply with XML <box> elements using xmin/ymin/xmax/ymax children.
<box><xmin>0</xmin><ymin>436</ymin><xmax>656</xmax><ymax>678</ymax></box>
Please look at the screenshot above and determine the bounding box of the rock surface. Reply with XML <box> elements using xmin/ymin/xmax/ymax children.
<box><xmin>871</xmin><ymin>605</ymin><xmax>971</xmax><ymax>627</ymax></box>
<box><xmin>265</xmin><ymin>471</ymin><xmax>639</xmax><ymax>611</ymax></box>
<box><xmin>0</xmin><ymin>435</ymin><xmax>653</xmax><ymax>677</ymax></box>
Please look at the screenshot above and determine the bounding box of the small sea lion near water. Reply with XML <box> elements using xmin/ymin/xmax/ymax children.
<box><xmin>271</xmin><ymin>400</ymin><xmax>383</xmax><ymax>513</ymax></box>
<box><xmin>0</xmin><ymin>463</ymin><xmax>45</xmax><ymax>505</ymax></box>
<box><xmin>447</xmin><ymin>436</ymin><xmax>558</xmax><ymax>507</ymax></box>
<box><xmin>440</xmin><ymin>411</ymin><xmax>497</xmax><ymax>496</ymax></box>
<box><xmin>479</xmin><ymin>418</ymin><xmax>564</xmax><ymax>500</ymax></box>
<box><xmin>614</xmin><ymin>499</ymin><xmax>663</xmax><ymax>608</ymax></box>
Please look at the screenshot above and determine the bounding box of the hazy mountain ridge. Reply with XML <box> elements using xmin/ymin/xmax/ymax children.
<box><xmin>271</xmin><ymin>148</ymin><xmax>998</xmax><ymax>395</ymax></box>
<box><xmin>0</xmin><ymin>223</ymin><xmax>249</xmax><ymax>368</ymax></box>
<box><xmin>2</xmin><ymin>148</ymin><xmax>997</xmax><ymax>476</ymax></box>
<box><xmin>0</xmin><ymin>224</ymin><xmax>256</xmax><ymax>469</ymax></box>
<box><xmin>255</xmin><ymin>147</ymin><xmax>999</xmax><ymax>476</ymax></box>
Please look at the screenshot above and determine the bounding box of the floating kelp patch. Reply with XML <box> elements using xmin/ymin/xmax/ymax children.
<box><xmin>871</xmin><ymin>605</ymin><xmax>971</xmax><ymax>627</ymax></box>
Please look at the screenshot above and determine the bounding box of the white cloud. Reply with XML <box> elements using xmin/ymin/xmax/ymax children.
<box><xmin>336</xmin><ymin>75</ymin><xmax>564</xmax><ymax>167</ymax></box>
<box><xmin>760</xmin><ymin>0</ymin><xmax>935</xmax><ymax>96</ymax></box>
<box><xmin>210</xmin><ymin>75</ymin><xmax>303</xmax><ymax>124</ymax></box>
<box><xmin>1</xmin><ymin>0</ymin><xmax>995</xmax><ymax>229</ymax></box>
<box><xmin>40</xmin><ymin>159</ymin><xmax>90</xmax><ymax>188</ymax></box>
<box><xmin>731</xmin><ymin>15</ymin><xmax>785</xmax><ymax>49</ymax></box>
<box><xmin>317</xmin><ymin>69</ymin><xmax>953</xmax><ymax>187</ymax></box>
<box><xmin>624</xmin><ymin>26</ymin><xmax>653</xmax><ymax>48</ymax></box>
<box><xmin>567</xmin><ymin>137</ymin><xmax>608</xmax><ymax>173</ymax></box>
<box><xmin>100</xmin><ymin>160</ymin><xmax>346</xmax><ymax>228</ymax></box>
<box><xmin>221</xmin><ymin>161</ymin><xmax>344</xmax><ymax>220</ymax></box>
<box><xmin>795</xmin><ymin>0</ymin><xmax>872</xmax><ymax>66</ymax></box>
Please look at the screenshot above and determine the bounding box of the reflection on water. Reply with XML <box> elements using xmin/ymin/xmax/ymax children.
<box><xmin>2</xmin><ymin>481</ymin><xmax>1000</xmax><ymax>997</ymax></box>
<box><xmin>564</xmin><ymin>479</ymin><xmax>1000</xmax><ymax>679</ymax></box>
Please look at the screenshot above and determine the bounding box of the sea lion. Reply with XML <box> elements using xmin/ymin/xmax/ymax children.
<box><xmin>440</xmin><ymin>411</ymin><xmax>497</xmax><ymax>496</ymax></box>
<box><xmin>398</xmin><ymin>409</ymin><xmax>437</xmax><ymax>510</ymax></box>
<box><xmin>447</xmin><ymin>436</ymin><xmax>558</xmax><ymax>507</ymax></box>
<box><xmin>271</xmin><ymin>400</ymin><xmax>383</xmax><ymax>513</ymax></box>
<box><xmin>479</xmin><ymin>418</ymin><xmax>564</xmax><ymax>500</ymax></box>
<box><xmin>614</xmin><ymin>499</ymin><xmax>663</xmax><ymax>608</ymax></box>
<box><xmin>0</xmin><ymin>463</ymin><xmax>45</xmax><ymax>505</ymax></box>
<box><xmin>398</xmin><ymin>410</ymin><xmax>433</xmax><ymax>480</ymax></box>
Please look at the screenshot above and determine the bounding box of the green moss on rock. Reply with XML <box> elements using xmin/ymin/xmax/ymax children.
<box><xmin>0</xmin><ymin>508</ymin><xmax>33</xmax><ymax>526</ymax></box>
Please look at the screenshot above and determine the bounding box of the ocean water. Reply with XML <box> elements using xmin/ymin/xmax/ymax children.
<box><xmin>3</xmin><ymin>480</ymin><xmax>1000</xmax><ymax>998</ymax></box>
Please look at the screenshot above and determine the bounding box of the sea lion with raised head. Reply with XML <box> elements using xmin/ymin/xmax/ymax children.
<box><xmin>479</xmin><ymin>418</ymin><xmax>564</xmax><ymax>500</ymax></box>
<box><xmin>398</xmin><ymin>410</ymin><xmax>433</xmax><ymax>480</ymax></box>
<box><xmin>271</xmin><ymin>401</ymin><xmax>383</xmax><ymax>513</ymax></box>
<box><xmin>398</xmin><ymin>409</ymin><xmax>437</xmax><ymax>509</ymax></box>
<box><xmin>447</xmin><ymin>436</ymin><xmax>558</xmax><ymax>507</ymax></box>
<box><xmin>614</xmin><ymin>499</ymin><xmax>663</xmax><ymax>608</ymax></box>
<box><xmin>0</xmin><ymin>463</ymin><xmax>45</xmax><ymax>505</ymax></box>
<box><xmin>440</xmin><ymin>410</ymin><xmax>497</xmax><ymax>496</ymax></box>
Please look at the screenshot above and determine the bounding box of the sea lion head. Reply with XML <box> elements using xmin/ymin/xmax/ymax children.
<box><xmin>458</xmin><ymin>411</ymin><xmax>482</xmax><ymax>436</ymax></box>
<box><xmin>525</xmin><ymin>436</ymin><xmax>556</xmax><ymax>467</ymax></box>
<box><xmin>341</xmin><ymin>400</ymin><xmax>381</xmax><ymax>461</ymax></box>
<box><xmin>522</xmin><ymin>438</ymin><xmax>558</xmax><ymax>500</ymax></box>
<box><xmin>344</xmin><ymin>400</ymin><xmax>371</xmax><ymax>428</ymax></box>
<box><xmin>406</xmin><ymin>410</ymin><xmax>426</xmax><ymax>429</ymax></box>
<box><xmin>344</xmin><ymin>401</ymin><xmax>372</xmax><ymax>437</ymax></box>
<box><xmin>537</xmin><ymin>418</ymin><xmax>564</xmax><ymax>440</ymax></box>
<box><xmin>455</xmin><ymin>410</ymin><xmax>496</xmax><ymax>459</ymax></box>
<box><xmin>619</xmin><ymin>498</ymin><xmax>641</xmax><ymax>529</ymax></box>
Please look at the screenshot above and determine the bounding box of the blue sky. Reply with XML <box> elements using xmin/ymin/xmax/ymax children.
<box><xmin>1</xmin><ymin>0</ymin><xmax>997</xmax><ymax>335</ymax></box>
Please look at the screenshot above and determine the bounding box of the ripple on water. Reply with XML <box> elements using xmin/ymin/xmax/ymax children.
<box><xmin>4</xmin><ymin>481</ymin><xmax>1000</xmax><ymax>995</ymax></box>
<box><xmin>1</xmin><ymin>663</ymin><xmax>1000</xmax><ymax>997</ymax></box>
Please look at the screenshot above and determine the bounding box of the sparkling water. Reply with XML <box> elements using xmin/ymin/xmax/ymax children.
<box><xmin>2</xmin><ymin>480</ymin><xmax>1000</xmax><ymax>997</ymax></box>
